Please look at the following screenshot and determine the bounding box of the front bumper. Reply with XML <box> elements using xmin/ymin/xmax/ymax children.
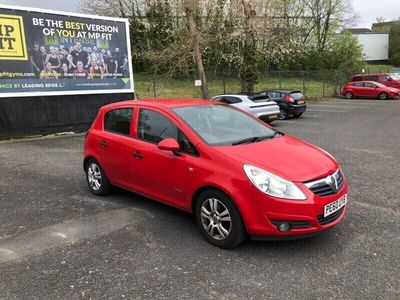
<box><xmin>258</xmin><ymin>113</ymin><xmax>279</xmax><ymax>123</ymax></box>
<box><xmin>233</xmin><ymin>178</ymin><xmax>348</xmax><ymax>238</ymax></box>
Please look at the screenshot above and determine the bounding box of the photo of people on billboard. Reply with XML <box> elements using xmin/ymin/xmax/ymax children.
<box><xmin>0</xmin><ymin>5</ymin><xmax>134</xmax><ymax>97</ymax></box>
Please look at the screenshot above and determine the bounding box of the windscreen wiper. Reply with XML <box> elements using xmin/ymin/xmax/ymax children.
<box><xmin>232</xmin><ymin>132</ymin><xmax>284</xmax><ymax>145</ymax></box>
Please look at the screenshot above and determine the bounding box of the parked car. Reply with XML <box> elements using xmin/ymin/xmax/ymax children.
<box><xmin>258</xmin><ymin>89</ymin><xmax>307</xmax><ymax>120</ymax></box>
<box><xmin>84</xmin><ymin>99</ymin><xmax>348</xmax><ymax>248</ymax></box>
<box><xmin>211</xmin><ymin>94</ymin><xmax>280</xmax><ymax>123</ymax></box>
<box><xmin>350</xmin><ymin>73</ymin><xmax>400</xmax><ymax>89</ymax></box>
<box><xmin>341</xmin><ymin>81</ymin><xmax>400</xmax><ymax>100</ymax></box>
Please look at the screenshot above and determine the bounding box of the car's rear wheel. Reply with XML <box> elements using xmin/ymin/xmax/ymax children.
<box><xmin>293</xmin><ymin>112</ymin><xmax>303</xmax><ymax>118</ymax></box>
<box><xmin>85</xmin><ymin>159</ymin><xmax>112</xmax><ymax>196</ymax></box>
<box><xmin>195</xmin><ymin>189</ymin><xmax>246</xmax><ymax>248</ymax></box>
<box><xmin>278</xmin><ymin>108</ymin><xmax>288</xmax><ymax>120</ymax></box>
<box><xmin>345</xmin><ymin>92</ymin><xmax>353</xmax><ymax>99</ymax></box>
<box><xmin>379</xmin><ymin>92</ymin><xmax>388</xmax><ymax>100</ymax></box>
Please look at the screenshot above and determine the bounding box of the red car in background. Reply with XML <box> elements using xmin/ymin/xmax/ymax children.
<box><xmin>341</xmin><ymin>81</ymin><xmax>400</xmax><ymax>100</ymax></box>
<box><xmin>84</xmin><ymin>99</ymin><xmax>348</xmax><ymax>248</ymax></box>
<box><xmin>350</xmin><ymin>73</ymin><xmax>400</xmax><ymax>89</ymax></box>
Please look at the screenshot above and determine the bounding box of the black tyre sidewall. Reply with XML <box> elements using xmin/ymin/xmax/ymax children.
<box><xmin>379</xmin><ymin>92</ymin><xmax>388</xmax><ymax>100</ymax></box>
<box><xmin>85</xmin><ymin>159</ymin><xmax>111</xmax><ymax>196</ymax></box>
<box><xmin>279</xmin><ymin>108</ymin><xmax>287</xmax><ymax>120</ymax></box>
<box><xmin>195</xmin><ymin>189</ymin><xmax>246</xmax><ymax>249</ymax></box>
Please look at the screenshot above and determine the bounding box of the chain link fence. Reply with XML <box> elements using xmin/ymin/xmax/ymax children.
<box><xmin>134</xmin><ymin>66</ymin><xmax>400</xmax><ymax>100</ymax></box>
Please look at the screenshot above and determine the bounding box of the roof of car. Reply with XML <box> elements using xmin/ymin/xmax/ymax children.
<box><xmin>101</xmin><ymin>98</ymin><xmax>214</xmax><ymax>110</ymax></box>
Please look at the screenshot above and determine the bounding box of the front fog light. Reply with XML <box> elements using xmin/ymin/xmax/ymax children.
<box><xmin>278</xmin><ymin>223</ymin><xmax>291</xmax><ymax>232</ymax></box>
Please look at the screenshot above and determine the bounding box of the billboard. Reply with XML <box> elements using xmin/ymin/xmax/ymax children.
<box><xmin>0</xmin><ymin>5</ymin><xmax>134</xmax><ymax>98</ymax></box>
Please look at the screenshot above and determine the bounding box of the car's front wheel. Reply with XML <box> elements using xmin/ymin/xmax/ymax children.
<box><xmin>345</xmin><ymin>92</ymin><xmax>353</xmax><ymax>99</ymax></box>
<box><xmin>85</xmin><ymin>159</ymin><xmax>112</xmax><ymax>196</ymax></box>
<box><xmin>379</xmin><ymin>92</ymin><xmax>388</xmax><ymax>100</ymax></box>
<box><xmin>195</xmin><ymin>189</ymin><xmax>246</xmax><ymax>248</ymax></box>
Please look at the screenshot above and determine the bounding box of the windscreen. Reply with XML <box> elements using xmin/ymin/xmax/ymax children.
<box><xmin>173</xmin><ymin>105</ymin><xmax>276</xmax><ymax>146</ymax></box>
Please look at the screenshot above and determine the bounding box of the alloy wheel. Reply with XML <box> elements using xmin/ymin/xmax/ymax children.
<box><xmin>87</xmin><ymin>162</ymin><xmax>102</xmax><ymax>191</ymax></box>
<box><xmin>200</xmin><ymin>198</ymin><xmax>232</xmax><ymax>240</ymax></box>
<box><xmin>279</xmin><ymin>109</ymin><xmax>288</xmax><ymax>120</ymax></box>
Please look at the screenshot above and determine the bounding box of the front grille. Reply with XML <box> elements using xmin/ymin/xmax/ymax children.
<box><xmin>317</xmin><ymin>207</ymin><xmax>344</xmax><ymax>225</ymax></box>
<box><xmin>305</xmin><ymin>169</ymin><xmax>344</xmax><ymax>197</ymax></box>
<box><xmin>271</xmin><ymin>220</ymin><xmax>311</xmax><ymax>229</ymax></box>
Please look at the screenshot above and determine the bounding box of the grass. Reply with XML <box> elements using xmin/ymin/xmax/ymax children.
<box><xmin>134</xmin><ymin>72</ymin><xmax>340</xmax><ymax>100</ymax></box>
<box><xmin>133</xmin><ymin>64</ymin><xmax>396</xmax><ymax>100</ymax></box>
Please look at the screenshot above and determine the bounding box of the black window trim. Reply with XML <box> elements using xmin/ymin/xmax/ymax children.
<box><xmin>103</xmin><ymin>107</ymin><xmax>134</xmax><ymax>137</ymax></box>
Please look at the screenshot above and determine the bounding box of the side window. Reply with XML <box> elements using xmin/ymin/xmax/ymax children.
<box><xmin>364</xmin><ymin>82</ymin><xmax>376</xmax><ymax>88</ymax></box>
<box><xmin>379</xmin><ymin>75</ymin><xmax>389</xmax><ymax>81</ymax></box>
<box><xmin>365</xmin><ymin>75</ymin><xmax>378</xmax><ymax>81</ymax></box>
<box><xmin>104</xmin><ymin>108</ymin><xmax>133</xmax><ymax>135</ymax></box>
<box><xmin>352</xmin><ymin>76</ymin><xmax>363</xmax><ymax>81</ymax></box>
<box><xmin>138</xmin><ymin>109</ymin><xmax>178</xmax><ymax>144</ymax></box>
<box><xmin>352</xmin><ymin>82</ymin><xmax>363</xmax><ymax>87</ymax></box>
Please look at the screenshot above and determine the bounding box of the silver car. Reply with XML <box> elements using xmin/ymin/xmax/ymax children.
<box><xmin>211</xmin><ymin>94</ymin><xmax>280</xmax><ymax>123</ymax></box>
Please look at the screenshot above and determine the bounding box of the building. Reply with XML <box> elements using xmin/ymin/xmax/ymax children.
<box><xmin>347</xmin><ymin>28</ymin><xmax>389</xmax><ymax>62</ymax></box>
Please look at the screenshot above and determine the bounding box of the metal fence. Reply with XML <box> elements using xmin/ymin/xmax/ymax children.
<box><xmin>134</xmin><ymin>66</ymin><xmax>400</xmax><ymax>100</ymax></box>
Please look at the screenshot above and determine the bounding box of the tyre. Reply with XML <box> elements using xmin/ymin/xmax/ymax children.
<box><xmin>194</xmin><ymin>189</ymin><xmax>246</xmax><ymax>248</ymax></box>
<box><xmin>278</xmin><ymin>108</ymin><xmax>288</xmax><ymax>120</ymax></box>
<box><xmin>345</xmin><ymin>92</ymin><xmax>353</xmax><ymax>99</ymax></box>
<box><xmin>379</xmin><ymin>92</ymin><xmax>388</xmax><ymax>100</ymax></box>
<box><xmin>85</xmin><ymin>159</ymin><xmax>112</xmax><ymax>196</ymax></box>
<box><xmin>293</xmin><ymin>112</ymin><xmax>303</xmax><ymax>118</ymax></box>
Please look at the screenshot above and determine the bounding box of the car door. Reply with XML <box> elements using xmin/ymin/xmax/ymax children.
<box><xmin>379</xmin><ymin>74</ymin><xmax>391</xmax><ymax>87</ymax></box>
<box><xmin>130</xmin><ymin>107</ymin><xmax>191</xmax><ymax>207</ymax></box>
<box><xmin>99</xmin><ymin>107</ymin><xmax>134</xmax><ymax>188</ymax></box>
<box><xmin>363</xmin><ymin>82</ymin><xmax>378</xmax><ymax>98</ymax></box>
<box><xmin>351</xmin><ymin>82</ymin><xmax>364</xmax><ymax>97</ymax></box>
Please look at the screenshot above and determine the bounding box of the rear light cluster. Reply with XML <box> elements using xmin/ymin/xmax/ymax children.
<box><xmin>284</xmin><ymin>95</ymin><xmax>294</xmax><ymax>103</ymax></box>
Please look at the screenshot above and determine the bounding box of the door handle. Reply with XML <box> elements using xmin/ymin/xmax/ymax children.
<box><xmin>99</xmin><ymin>140</ymin><xmax>108</xmax><ymax>148</ymax></box>
<box><xmin>133</xmin><ymin>151</ymin><xmax>143</xmax><ymax>159</ymax></box>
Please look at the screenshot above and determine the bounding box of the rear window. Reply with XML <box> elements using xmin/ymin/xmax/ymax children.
<box><xmin>289</xmin><ymin>92</ymin><xmax>304</xmax><ymax>100</ymax></box>
<box><xmin>104</xmin><ymin>108</ymin><xmax>133</xmax><ymax>135</ymax></box>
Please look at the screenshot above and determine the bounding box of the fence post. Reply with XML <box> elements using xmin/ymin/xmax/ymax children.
<box><xmin>322</xmin><ymin>70</ymin><xmax>326</xmax><ymax>98</ymax></box>
<box><xmin>279</xmin><ymin>71</ymin><xmax>282</xmax><ymax>89</ymax></box>
<box><xmin>302</xmin><ymin>71</ymin><xmax>306</xmax><ymax>97</ymax></box>
<box><xmin>152</xmin><ymin>71</ymin><xmax>157</xmax><ymax>98</ymax></box>
<box><xmin>222</xmin><ymin>70</ymin><xmax>226</xmax><ymax>94</ymax></box>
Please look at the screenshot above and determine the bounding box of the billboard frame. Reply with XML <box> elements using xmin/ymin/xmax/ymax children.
<box><xmin>0</xmin><ymin>4</ymin><xmax>134</xmax><ymax>98</ymax></box>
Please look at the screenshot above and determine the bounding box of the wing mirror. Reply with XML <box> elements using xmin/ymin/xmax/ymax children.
<box><xmin>388</xmin><ymin>77</ymin><xmax>393</xmax><ymax>81</ymax></box>
<box><xmin>158</xmin><ymin>138</ymin><xmax>180</xmax><ymax>152</ymax></box>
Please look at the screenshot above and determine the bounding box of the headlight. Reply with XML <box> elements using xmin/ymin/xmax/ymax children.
<box><xmin>243</xmin><ymin>165</ymin><xmax>306</xmax><ymax>200</ymax></box>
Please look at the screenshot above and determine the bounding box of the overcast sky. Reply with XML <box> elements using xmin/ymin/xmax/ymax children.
<box><xmin>1</xmin><ymin>0</ymin><xmax>399</xmax><ymax>29</ymax></box>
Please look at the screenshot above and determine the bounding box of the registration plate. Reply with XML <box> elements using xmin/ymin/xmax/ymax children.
<box><xmin>324</xmin><ymin>194</ymin><xmax>347</xmax><ymax>217</ymax></box>
<box><xmin>297</xmin><ymin>100</ymin><xmax>305</xmax><ymax>104</ymax></box>
<box><xmin>269</xmin><ymin>114</ymin><xmax>278</xmax><ymax>119</ymax></box>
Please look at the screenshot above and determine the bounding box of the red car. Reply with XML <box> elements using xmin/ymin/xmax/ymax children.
<box><xmin>350</xmin><ymin>73</ymin><xmax>400</xmax><ymax>89</ymax></box>
<box><xmin>84</xmin><ymin>99</ymin><xmax>348</xmax><ymax>248</ymax></box>
<box><xmin>342</xmin><ymin>81</ymin><xmax>400</xmax><ymax>100</ymax></box>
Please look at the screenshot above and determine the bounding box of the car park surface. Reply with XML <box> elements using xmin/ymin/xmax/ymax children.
<box><xmin>1</xmin><ymin>98</ymin><xmax>400</xmax><ymax>298</ymax></box>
